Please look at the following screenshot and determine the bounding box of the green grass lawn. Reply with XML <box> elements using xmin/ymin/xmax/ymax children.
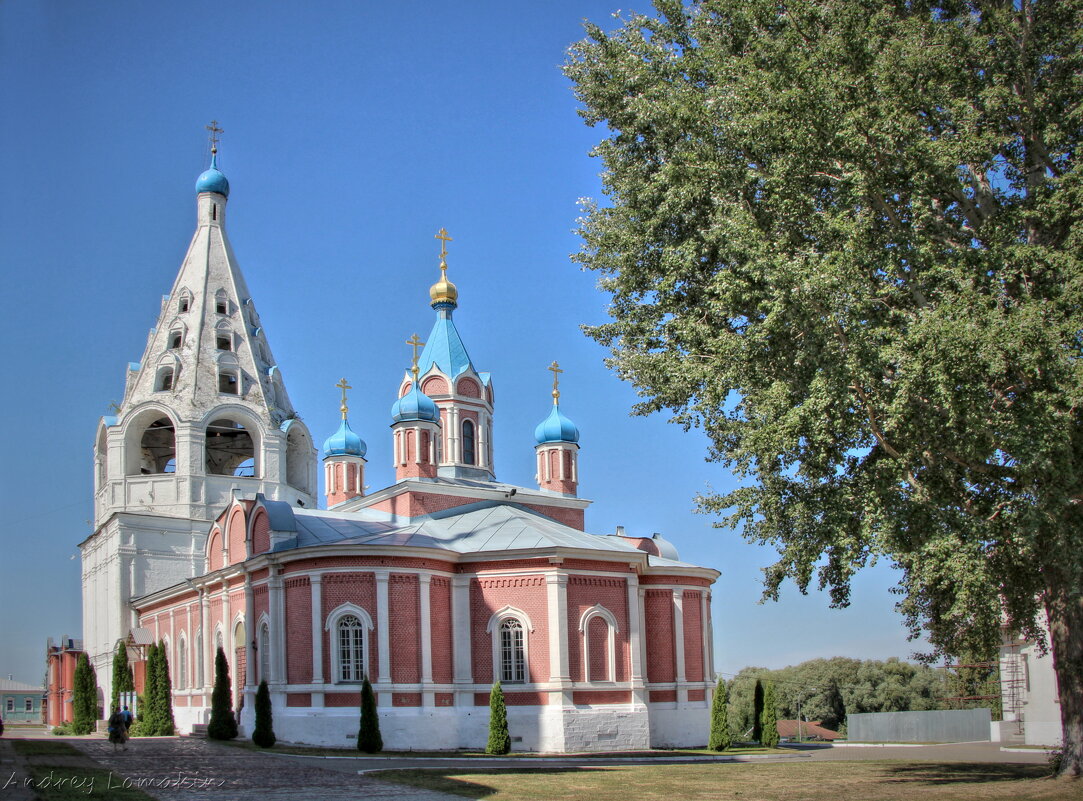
<box><xmin>374</xmin><ymin>761</ymin><xmax>1080</xmax><ymax>801</ymax></box>
<box><xmin>9</xmin><ymin>740</ymin><xmax>156</xmax><ymax>800</ymax></box>
<box><xmin>11</xmin><ymin>740</ymin><xmax>81</xmax><ymax>757</ymax></box>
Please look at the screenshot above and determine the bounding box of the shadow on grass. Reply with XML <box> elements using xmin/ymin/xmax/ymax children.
<box><xmin>373</xmin><ymin>766</ymin><xmax>618</xmax><ymax>799</ymax></box>
<box><xmin>11</xmin><ymin>740</ymin><xmax>82</xmax><ymax>757</ymax></box>
<box><xmin>880</xmin><ymin>762</ymin><xmax>1049</xmax><ymax>785</ymax></box>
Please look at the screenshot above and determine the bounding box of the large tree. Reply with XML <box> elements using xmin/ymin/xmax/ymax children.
<box><xmin>565</xmin><ymin>0</ymin><xmax>1082</xmax><ymax>775</ymax></box>
<box><xmin>110</xmin><ymin>640</ymin><xmax>134</xmax><ymax>718</ymax></box>
<box><xmin>71</xmin><ymin>653</ymin><xmax>98</xmax><ymax>735</ymax></box>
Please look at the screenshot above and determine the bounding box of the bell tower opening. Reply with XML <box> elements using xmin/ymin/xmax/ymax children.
<box><xmin>125</xmin><ymin>416</ymin><xmax>177</xmax><ymax>475</ymax></box>
<box><xmin>205</xmin><ymin>418</ymin><xmax>258</xmax><ymax>477</ymax></box>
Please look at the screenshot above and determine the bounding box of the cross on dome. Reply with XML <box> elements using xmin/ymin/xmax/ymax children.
<box><xmin>206</xmin><ymin>119</ymin><xmax>224</xmax><ymax>154</ymax></box>
<box><xmin>548</xmin><ymin>360</ymin><xmax>563</xmax><ymax>404</ymax></box>
<box><xmin>336</xmin><ymin>377</ymin><xmax>352</xmax><ymax>419</ymax></box>
<box><xmin>406</xmin><ymin>334</ymin><xmax>425</xmax><ymax>379</ymax></box>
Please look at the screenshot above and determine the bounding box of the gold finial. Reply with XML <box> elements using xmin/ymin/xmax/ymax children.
<box><xmin>548</xmin><ymin>361</ymin><xmax>563</xmax><ymax>404</ymax></box>
<box><xmin>206</xmin><ymin>120</ymin><xmax>224</xmax><ymax>155</ymax></box>
<box><xmin>335</xmin><ymin>377</ymin><xmax>351</xmax><ymax>420</ymax></box>
<box><xmin>429</xmin><ymin>227</ymin><xmax>459</xmax><ymax>306</ymax></box>
<box><xmin>406</xmin><ymin>333</ymin><xmax>425</xmax><ymax>380</ymax></box>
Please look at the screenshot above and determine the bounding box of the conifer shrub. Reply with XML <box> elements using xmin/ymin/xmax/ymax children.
<box><xmin>752</xmin><ymin>678</ymin><xmax>764</xmax><ymax>743</ymax></box>
<box><xmin>486</xmin><ymin>681</ymin><xmax>510</xmax><ymax>755</ymax></box>
<box><xmin>71</xmin><ymin>653</ymin><xmax>98</xmax><ymax>735</ymax></box>
<box><xmin>151</xmin><ymin>640</ymin><xmax>175</xmax><ymax>736</ymax></box>
<box><xmin>708</xmin><ymin>676</ymin><xmax>731</xmax><ymax>751</ymax></box>
<box><xmin>252</xmin><ymin>680</ymin><xmax>276</xmax><ymax>748</ymax></box>
<box><xmin>357</xmin><ymin>677</ymin><xmax>382</xmax><ymax>753</ymax></box>
<box><xmin>207</xmin><ymin>646</ymin><xmax>238</xmax><ymax>740</ymax></box>
<box><xmin>110</xmin><ymin>641</ymin><xmax>134</xmax><ymax>718</ymax></box>
<box><xmin>761</xmin><ymin>682</ymin><xmax>780</xmax><ymax>748</ymax></box>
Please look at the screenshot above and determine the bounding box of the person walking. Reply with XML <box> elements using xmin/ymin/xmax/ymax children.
<box><xmin>107</xmin><ymin>707</ymin><xmax>128</xmax><ymax>752</ymax></box>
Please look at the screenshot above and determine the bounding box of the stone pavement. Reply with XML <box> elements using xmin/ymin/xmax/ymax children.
<box><xmin>68</xmin><ymin>737</ymin><xmax>459</xmax><ymax>800</ymax></box>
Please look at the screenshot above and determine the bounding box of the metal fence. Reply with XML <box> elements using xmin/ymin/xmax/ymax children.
<box><xmin>847</xmin><ymin>708</ymin><xmax>991</xmax><ymax>743</ymax></box>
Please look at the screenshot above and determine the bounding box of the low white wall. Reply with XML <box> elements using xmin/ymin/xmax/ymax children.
<box><xmin>647</xmin><ymin>703</ymin><xmax>709</xmax><ymax>748</ymax></box>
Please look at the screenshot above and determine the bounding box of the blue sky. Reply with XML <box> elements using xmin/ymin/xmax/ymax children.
<box><xmin>0</xmin><ymin>1</ymin><xmax>920</xmax><ymax>687</ymax></box>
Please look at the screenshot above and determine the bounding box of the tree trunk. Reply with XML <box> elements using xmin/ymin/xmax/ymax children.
<box><xmin>1045</xmin><ymin>582</ymin><xmax>1083</xmax><ymax>777</ymax></box>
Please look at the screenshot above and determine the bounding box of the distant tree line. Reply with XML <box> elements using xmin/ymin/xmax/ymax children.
<box><xmin>725</xmin><ymin>656</ymin><xmax>999</xmax><ymax>737</ymax></box>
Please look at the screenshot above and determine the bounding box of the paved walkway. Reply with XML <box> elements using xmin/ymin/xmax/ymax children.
<box><xmin>61</xmin><ymin>737</ymin><xmax>458</xmax><ymax>800</ymax></box>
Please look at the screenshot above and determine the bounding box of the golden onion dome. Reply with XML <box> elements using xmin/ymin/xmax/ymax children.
<box><xmin>429</xmin><ymin>261</ymin><xmax>458</xmax><ymax>306</ymax></box>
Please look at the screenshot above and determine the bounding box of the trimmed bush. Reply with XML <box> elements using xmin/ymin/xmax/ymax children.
<box><xmin>357</xmin><ymin>677</ymin><xmax>382</xmax><ymax>753</ymax></box>
<box><xmin>152</xmin><ymin>640</ymin><xmax>175</xmax><ymax>735</ymax></box>
<box><xmin>708</xmin><ymin>676</ymin><xmax>731</xmax><ymax>751</ymax></box>
<box><xmin>71</xmin><ymin>653</ymin><xmax>98</xmax><ymax>735</ymax></box>
<box><xmin>486</xmin><ymin>681</ymin><xmax>510</xmax><ymax>755</ymax></box>
<box><xmin>252</xmin><ymin>680</ymin><xmax>276</xmax><ymax>748</ymax></box>
<box><xmin>761</xmin><ymin>682</ymin><xmax>780</xmax><ymax>748</ymax></box>
<box><xmin>207</xmin><ymin>646</ymin><xmax>238</xmax><ymax>740</ymax></box>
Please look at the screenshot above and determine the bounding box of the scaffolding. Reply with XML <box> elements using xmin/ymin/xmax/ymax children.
<box><xmin>999</xmin><ymin>631</ymin><xmax>1027</xmax><ymax>736</ymax></box>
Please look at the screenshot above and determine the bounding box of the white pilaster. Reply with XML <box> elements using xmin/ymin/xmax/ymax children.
<box><xmin>451</xmin><ymin>575</ymin><xmax>472</xmax><ymax>705</ymax></box>
<box><xmin>546</xmin><ymin>572</ymin><xmax>571</xmax><ymax>705</ymax></box>
<box><xmin>375</xmin><ymin>570</ymin><xmax>391</xmax><ymax>686</ymax></box>
<box><xmin>419</xmin><ymin>574</ymin><xmax>434</xmax><ymax>707</ymax></box>
<box><xmin>673</xmin><ymin>588</ymin><xmax>686</xmax><ymax>704</ymax></box>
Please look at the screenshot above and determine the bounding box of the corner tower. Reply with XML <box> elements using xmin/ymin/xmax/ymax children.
<box><xmin>83</xmin><ymin>131</ymin><xmax>317</xmax><ymax>705</ymax></box>
<box><xmin>402</xmin><ymin>229</ymin><xmax>495</xmax><ymax>480</ymax></box>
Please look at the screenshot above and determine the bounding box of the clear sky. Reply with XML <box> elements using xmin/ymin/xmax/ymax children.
<box><xmin>0</xmin><ymin>0</ymin><xmax>922</xmax><ymax>687</ymax></box>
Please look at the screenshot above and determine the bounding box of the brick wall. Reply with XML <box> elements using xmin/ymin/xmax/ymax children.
<box><xmin>430</xmin><ymin>577</ymin><xmax>452</xmax><ymax>683</ymax></box>
<box><xmin>251</xmin><ymin>510</ymin><xmax>270</xmax><ymax>555</ymax></box>
<box><xmin>470</xmin><ymin>576</ymin><xmax>549</xmax><ymax>684</ymax></box>
<box><xmin>227</xmin><ymin>507</ymin><xmax>246</xmax><ymax>565</ymax></box>
<box><xmin>207</xmin><ymin>529</ymin><xmax>223</xmax><ymax>572</ymax></box>
<box><xmin>322</xmin><ymin>573</ymin><xmax>377</xmax><ymax>681</ymax></box>
<box><xmin>683</xmin><ymin>590</ymin><xmax>704</xmax><ymax>682</ymax></box>
<box><xmin>644</xmin><ymin>589</ymin><xmax>675</xmax><ymax>683</ymax></box>
<box><xmin>285</xmin><ymin>576</ymin><xmax>312</xmax><ymax>684</ymax></box>
<box><xmin>567</xmin><ymin>576</ymin><xmax>629</xmax><ymax>683</ymax></box>
<box><xmin>390</xmin><ymin>574</ymin><xmax>420</xmax><ymax>683</ymax></box>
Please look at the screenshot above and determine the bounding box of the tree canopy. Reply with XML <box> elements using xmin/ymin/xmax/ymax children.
<box><xmin>566</xmin><ymin>0</ymin><xmax>1082</xmax><ymax>774</ymax></box>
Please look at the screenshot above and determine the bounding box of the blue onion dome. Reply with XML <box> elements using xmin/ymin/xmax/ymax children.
<box><xmin>534</xmin><ymin>404</ymin><xmax>579</xmax><ymax>445</ymax></box>
<box><xmin>195</xmin><ymin>152</ymin><xmax>230</xmax><ymax>197</ymax></box>
<box><xmin>391</xmin><ymin>382</ymin><xmax>440</xmax><ymax>423</ymax></box>
<box><xmin>323</xmin><ymin>418</ymin><xmax>367</xmax><ymax>457</ymax></box>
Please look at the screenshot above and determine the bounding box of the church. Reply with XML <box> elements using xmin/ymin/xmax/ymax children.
<box><xmin>80</xmin><ymin>141</ymin><xmax>720</xmax><ymax>751</ymax></box>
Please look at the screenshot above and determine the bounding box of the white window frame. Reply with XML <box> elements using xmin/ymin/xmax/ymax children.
<box><xmin>195</xmin><ymin>629</ymin><xmax>204</xmax><ymax>688</ymax></box>
<box><xmin>176</xmin><ymin>635</ymin><xmax>188</xmax><ymax>690</ymax></box>
<box><xmin>325</xmin><ymin>604</ymin><xmax>374</xmax><ymax>684</ymax></box>
<box><xmin>25</xmin><ymin>697</ymin><xmax>33</xmax><ymax>712</ymax></box>
<box><xmin>486</xmin><ymin>606</ymin><xmax>534</xmax><ymax>684</ymax></box>
<box><xmin>578</xmin><ymin>604</ymin><xmax>619</xmax><ymax>683</ymax></box>
<box><xmin>257</xmin><ymin>616</ymin><xmax>271</xmax><ymax>684</ymax></box>
<box><xmin>5</xmin><ymin>698</ymin><xmax>13</xmax><ymax>712</ymax></box>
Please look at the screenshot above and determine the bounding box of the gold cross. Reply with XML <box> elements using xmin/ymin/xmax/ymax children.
<box><xmin>548</xmin><ymin>360</ymin><xmax>563</xmax><ymax>403</ymax></box>
<box><xmin>435</xmin><ymin>228</ymin><xmax>452</xmax><ymax>263</ymax></box>
<box><xmin>206</xmin><ymin>120</ymin><xmax>224</xmax><ymax>154</ymax></box>
<box><xmin>406</xmin><ymin>334</ymin><xmax>425</xmax><ymax>379</ymax></box>
<box><xmin>335</xmin><ymin>377</ymin><xmax>351</xmax><ymax>419</ymax></box>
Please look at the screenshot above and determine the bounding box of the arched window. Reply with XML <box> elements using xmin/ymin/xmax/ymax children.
<box><xmin>338</xmin><ymin>615</ymin><xmax>365</xmax><ymax>682</ymax></box>
<box><xmin>284</xmin><ymin>421</ymin><xmax>313</xmax><ymax>494</ymax></box>
<box><xmin>177</xmin><ymin>636</ymin><xmax>188</xmax><ymax>689</ymax></box>
<box><xmin>462</xmin><ymin>420</ymin><xmax>476</xmax><ymax>465</ymax></box>
<box><xmin>169</xmin><ymin>330</ymin><xmax>183</xmax><ymax>349</ymax></box>
<box><xmin>500</xmin><ymin>619</ymin><xmax>526</xmax><ymax>683</ymax></box>
<box><xmin>195</xmin><ymin>630</ymin><xmax>204</xmax><ymax>688</ymax></box>
<box><xmin>579</xmin><ymin>605</ymin><xmax>619</xmax><ymax>683</ymax></box>
<box><xmin>258</xmin><ymin>622</ymin><xmax>270</xmax><ymax>683</ymax></box>
<box><xmin>156</xmin><ymin>366</ymin><xmax>175</xmax><ymax>392</ymax></box>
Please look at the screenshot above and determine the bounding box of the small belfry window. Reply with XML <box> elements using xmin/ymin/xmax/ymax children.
<box><xmin>462</xmin><ymin>420</ymin><xmax>476</xmax><ymax>465</ymax></box>
<box><xmin>218</xmin><ymin>371</ymin><xmax>239</xmax><ymax>394</ymax></box>
<box><xmin>178</xmin><ymin>295</ymin><xmax>191</xmax><ymax>313</ymax></box>
<box><xmin>337</xmin><ymin>615</ymin><xmax>365</xmax><ymax>682</ymax></box>
<box><xmin>216</xmin><ymin>334</ymin><xmax>232</xmax><ymax>351</ymax></box>
<box><xmin>216</xmin><ymin>299</ymin><xmax>228</xmax><ymax>315</ymax></box>
<box><xmin>500</xmin><ymin>618</ymin><xmax>526</xmax><ymax>683</ymax></box>
<box><xmin>169</xmin><ymin>331</ymin><xmax>182</xmax><ymax>349</ymax></box>
<box><xmin>157</xmin><ymin>367</ymin><xmax>174</xmax><ymax>392</ymax></box>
